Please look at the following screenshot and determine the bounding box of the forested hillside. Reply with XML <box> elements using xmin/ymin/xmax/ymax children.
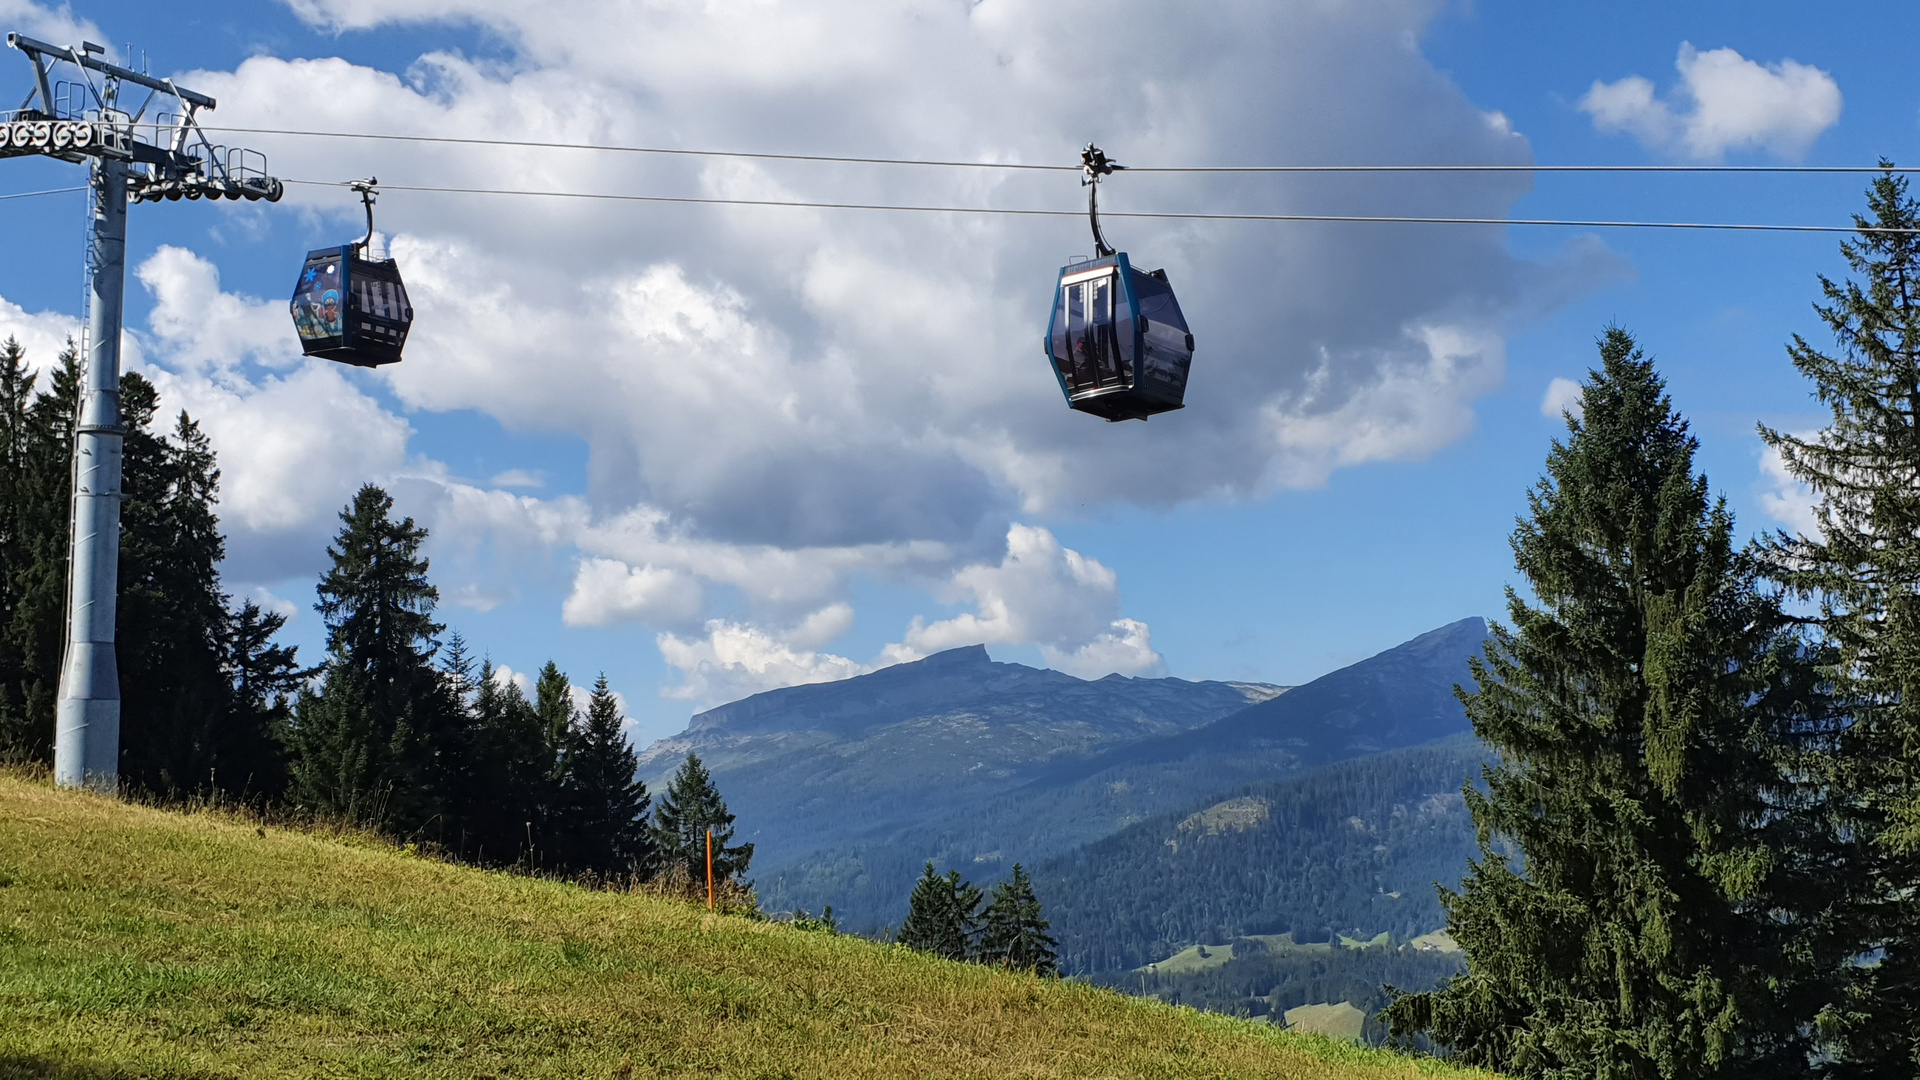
<box><xmin>639</xmin><ymin>644</ymin><xmax>1284</xmax><ymax>873</ymax></box>
<box><xmin>1035</xmin><ymin>735</ymin><xmax>1488</xmax><ymax>973</ymax></box>
<box><xmin>747</xmin><ymin>621</ymin><xmax>1487</xmax><ymax>932</ymax></box>
<box><xmin>1087</xmin><ymin>935</ymin><xmax>1467</xmax><ymax>1037</ymax></box>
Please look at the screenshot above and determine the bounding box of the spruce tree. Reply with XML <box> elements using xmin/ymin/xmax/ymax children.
<box><xmin>0</xmin><ymin>342</ymin><xmax>78</xmax><ymax>760</ymax></box>
<box><xmin>462</xmin><ymin>658</ymin><xmax>560</xmax><ymax>868</ymax></box>
<box><xmin>650</xmin><ymin>753</ymin><xmax>752</xmax><ymax>887</ymax></box>
<box><xmin>897</xmin><ymin>861</ymin><xmax>982</xmax><ymax>961</ymax></box>
<box><xmin>286</xmin><ymin>485</ymin><xmax>446</xmax><ymax>828</ymax></box>
<box><xmin>1383</xmin><ymin>329</ymin><xmax>1841</xmax><ymax>1078</ymax></box>
<box><xmin>979</xmin><ymin>863</ymin><xmax>1058</xmax><ymax>975</ymax></box>
<box><xmin>0</xmin><ymin>337</ymin><xmax>39</xmax><ymax>754</ymax></box>
<box><xmin>558</xmin><ymin>673</ymin><xmax>655</xmax><ymax>878</ymax></box>
<box><xmin>218</xmin><ymin>598</ymin><xmax>306</xmax><ymax>798</ymax></box>
<box><xmin>534</xmin><ymin>660</ymin><xmax>574</xmax><ymax>773</ymax></box>
<box><xmin>1758</xmin><ymin>166</ymin><xmax>1920</xmax><ymax>1072</ymax></box>
<box><xmin>117</xmin><ymin>391</ymin><xmax>235</xmax><ymax>795</ymax></box>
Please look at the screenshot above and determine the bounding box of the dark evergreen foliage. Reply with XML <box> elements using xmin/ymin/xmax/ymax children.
<box><xmin>1034</xmin><ymin>737</ymin><xmax>1485</xmax><ymax>974</ymax></box>
<box><xmin>1758</xmin><ymin>166</ymin><xmax>1920</xmax><ymax>1074</ymax></box>
<box><xmin>286</xmin><ymin>485</ymin><xmax>447</xmax><ymax>828</ymax></box>
<box><xmin>116</xmin><ymin>383</ymin><xmax>242</xmax><ymax>795</ymax></box>
<box><xmin>1384</xmin><ymin>330</ymin><xmax>1844</xmax><ymax>1078</ymax></box>
<box><xmin>978</xmin><ymin>863</ymin><xmax>1057</xmax><ymax>974</ymax></box>
<box><xmin>0</xmin><ymin>337</ymin><xmax>69</xmax><ymax>759</ymax></box>
<box><xmin>0</xmin><ymin>340</ymin><xmax>304</xmax><ymax>798</ymax></box>
<box><xmin>534</xmin><ymin>660</ymin><xmax>574</xmax><ymax>765</ymax></box>
<box><xmin>438</xmin><ymin>644</ymin><xmax>556</xmax><ymax>867</ymax></box>
<box><xmin>1090</xmin><ymin>938</ymin><xmax>1467</xmax><ymax>1038</ymax></box>
<box><xmin>651</xmin><ymin>753</ymin><xmax>752</xmax><ymax>886</ymax></box>
<box><xmin>897</xmin><ymin>861</ymin><xmax>982</xmax><ymax>961</ymax></box>
<box><xmin>557</xmin><ymin>673</ymin><xmax>655</xmax><ymax>878</ymax></box>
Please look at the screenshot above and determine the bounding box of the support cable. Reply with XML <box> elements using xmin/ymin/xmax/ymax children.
<box><xmin>276</xmin><ymin>177</ymin><xmax>1920</xmax><ymax>234</ymax></box>
<box><xmin>0</xmin><ymin>184</ymin><xmax>85</xmax><ymax>199</ymax></box>
<box><xmin>195</xmin><ymin>126</ymin><xmax>1920</xmax><ymax>176</ymax></box>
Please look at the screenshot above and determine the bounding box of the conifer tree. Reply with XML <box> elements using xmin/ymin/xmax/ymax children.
<box><xmin>286</xmin><ymin>485</ymin><xmax>446</xmax><ymax>827</ymax></box>
<box><xmin>0</xmin><ymin>342</ymin><xmax>78</xmax><ymax>759</ymax></box>
<box><xmin>897</xmin><ymin>862</ymin><xmax>982</xmax><ymax>961</ymax></box>
<box><xmin>0</xmin><ymin>337</ymin><xmax>40</xmax><ymax>754</ymax></box>
<box><xmin>534</xmin><ymin>660</ymin><xmax>574</xmax><ymax>767</ymax></box>
<box><xmin>558</xmin><ymin>673</ymin><xmax>655</xmax><ymax>878</ymax></box>
<box><xmin>1758</xmin><ymin>166</ymin><xmax>1920</xmax><ymax>1071</ymax></box>
<box><xmin>218</xmin><ymin>598</ymin><xmax>306</xmax><ymax>797</ymax></box>
<box><xmin>465</xmin><ymin>657</ymin><xmax>561</xmax><ymax>868</ymax></box>
<box><xmin>118</xmin><ymin>389</ymin><xmax>235</xmax><ymax>795</ymax></box>
<box><xmin>1384</xmin><ymin>329</ymin><xmax>1842</xmax><ymax>1078</ymax></box>
<box><xmin>979</xmin><ymin>863</ymin><xmax>1058</xmax><ymax>975</ymax></box>
<box><xmin>650</xmin><ymin>753</ymin><xmax>752</xmax><ymax>886</ymax></box>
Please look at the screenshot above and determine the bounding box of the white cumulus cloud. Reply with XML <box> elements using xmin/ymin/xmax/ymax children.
<box><xmin>1759</xmin><ymin>439</ymin><xmax>1821</xmax><ymax>538</ymax></box>
<box><xmin>563</xmin><ymin>557</ymin><xmax>705</xmax><ymax>628</ymax></box>
<box><xmin>888</xmin><ymin>524</ymin><xmax>1166</xmax><ymax>679</ymax></box>
<box><xmin>657</xmin><ymin>618</ymin><xmax>869</xmax><ymax>704</ymax></box>
<box><xmin>1541</xmin><ymin>376</ymin><xmax>1584</xmax><ymax>421</ymax></box>
<box><xmin>1580</xmin><ymin>44</ymin><xmax>1841</xmax><ymax>160</ymax></box>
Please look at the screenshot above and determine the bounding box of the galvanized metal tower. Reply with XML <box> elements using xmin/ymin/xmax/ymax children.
<box><xmin>2</xmin><ymin>35</ymin><xmax>283</xmax><ymax>790</ymax></box>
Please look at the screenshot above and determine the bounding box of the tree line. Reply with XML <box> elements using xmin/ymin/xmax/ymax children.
<box><xmin>0</xmin><ymin>345</ymin><xmax>303</xmax><ymax>791</ymax></box>
<box><xmin>1382</xmin><ymin>170</ymin><xmax>1920</xmax><ymax>1077</ymax></box>
<box><xmin>896</xmin><ymin>860</ymin><xmax>1060</xmax><ymax>975</ymax></box>
<box><xmin>1034</xmin><ymin>735</ymin><xmax>1486</xmax><ymax>975</ymax></box>
<box><xmin>0</xmin><ymin>352</ymin><xmax>747</xmax><ymax>889</ymax></box>
<box><xmin>1086</xmin><ymin>936</ymin><xmax>1466</xmax><ymax>1038</ymax></box>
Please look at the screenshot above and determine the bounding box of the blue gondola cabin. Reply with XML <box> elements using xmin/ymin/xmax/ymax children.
<box><xmin>1044</xmin><ymin>253</ymin><xmax>1192</xmax><ymax>421</ymax></box>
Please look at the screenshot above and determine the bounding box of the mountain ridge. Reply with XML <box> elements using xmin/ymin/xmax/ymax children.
<box><xmin>640</xmin><ymin>618</ymin><xmax>1491</xmax><ymax>935</ymax></box>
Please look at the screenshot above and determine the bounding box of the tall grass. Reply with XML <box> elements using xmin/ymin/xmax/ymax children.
<box><xmin>0</xmin><ymin>774</ymin><xmax>1488</xmax><ymax>1078</ymax></box>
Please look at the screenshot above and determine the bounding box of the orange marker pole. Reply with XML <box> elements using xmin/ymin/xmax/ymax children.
<box><xmin>706</xmin><ymin>827</ymin><xmax>715</xmax><ymax>912</ymax></box>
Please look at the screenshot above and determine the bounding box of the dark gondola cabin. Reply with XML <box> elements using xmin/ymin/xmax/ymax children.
<box><xmin>1045</xmin><ymin>253</ymin><xmax>1192</xmax><ymax>421</ymax></box>
<box><xmin>291</xmin><ymin>244</ymin><xmax>412</xmax><ymax>367</ymax></box>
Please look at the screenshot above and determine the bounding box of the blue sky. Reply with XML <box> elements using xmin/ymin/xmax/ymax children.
<box><xmin>0</xmin><ymin>0</ymin><xmax>1907</xmax><ymax>742</ymax></box>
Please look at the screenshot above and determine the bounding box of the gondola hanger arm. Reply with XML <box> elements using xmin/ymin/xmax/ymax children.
<box><xmin>348</xmin><ymin>177</ymin><xmax>378</xmax><ymax>255</ymax></box>
<box><xmin>1082</xmin><ymin>143</ymin><xmax>1123</xmax><ymax>258</ymax></box>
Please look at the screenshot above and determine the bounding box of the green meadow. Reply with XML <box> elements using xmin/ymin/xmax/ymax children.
<box><xmin>0</xmin><ymin>774</ymin><xmax>1487</xmax><ymax>1079</ymax></box>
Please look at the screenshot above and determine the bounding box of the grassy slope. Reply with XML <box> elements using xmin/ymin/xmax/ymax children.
<box><xmin>0</xmin><ymin>777</ymin><xmax>1488</xmax><ymax>1079</ymax></box>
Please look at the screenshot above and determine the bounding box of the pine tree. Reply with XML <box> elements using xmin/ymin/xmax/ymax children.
<box><xmin>461</xmin><ymin>658</ymin><xmax>559</xmax><ymax>868</ymax></box>
<box><xmin>0</xmin><ymin>342</ymin><xmax>78</xmax><ymax>760</ymax></box>
<box><xmin>534</xmin><ymin>660</ymin><xmax>574</xmax><ymax>773</ymax></box>
<box><xmin>558</xmin><ymin>673</ymin><xmax>654</xmax><ymax>878</ymax></box>
<box><xmin>1758</xmin><ymin>166</ymin><xmax>1920</xmax><ymax>1073</ymax></box>
<box><xmin>0</xmin><ymin>337</ymin><xmax>39</xmax><ymax>754</ymax></box>
<box><xmin>979</xmin><ymin>863</ymin><xmax>1058</xmax><ymax>975</ymax></box>
<box><xmin>286</xmin><ymin>485</ymin><xmax>446</xmax><ymax>828</ymax></box>
<box><xmin>218</xmin><ymin>598</ymin><xmax>306</xmax><ymax>799</ymax></box>
<box><xmin>1383</xmin><ymin>329</ymin><xmax>1842</xmax><ymax>1078</ymax></box>
<box><xmin>897</xmin><ymin>862</ymin><xmax>982</xmax><ymax>961</ymax></box>
<box><xmin>117</xmin><ymin>391</ymin><xmax>236</xmax><ymax>795</ymax></box>
<box><xmin>650</xmin><ymin>753</ymin><xmax>752</xmax><ymax>887</ymax></box>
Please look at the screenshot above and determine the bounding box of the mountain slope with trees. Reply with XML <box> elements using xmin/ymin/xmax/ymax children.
<box><xmin>638</xmin><ymin>644</ymin><xmax>1286</xmax><ymax>873</ymax></box>
<box><xmin>744</xmin><ymin>620</ymin><xmax>1487</xmax><ymax>933</ymax></box>
<box><xmin>1034</xmin><ymin>734</ymin><xmax>1488</xmax><ymax>974</ymax></box>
